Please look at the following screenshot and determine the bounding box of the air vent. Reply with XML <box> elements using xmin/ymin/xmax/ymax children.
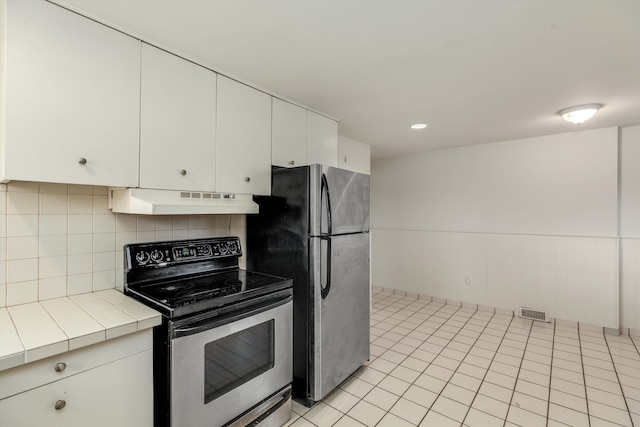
<box><xmin>517</xmin><ymin>307</ymin><xmax>551</xmax><ymax>323</ymax></box>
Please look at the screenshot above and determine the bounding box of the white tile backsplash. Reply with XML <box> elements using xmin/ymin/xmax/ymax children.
<box><xmin>7</xmin><ymin>259</ymin><xmax>39</xmax><ymax>283</ymax></box>
<box><xmin>7</xmin><ymin>192</ymin><xmax>39</xmax><ymax>215</ymax></box>
<box><xmin>94</xmin><ymin>233</ymin><xmax>115</xmax><ymax>252</ymax></box>
<box><xmin>7</xmin><ymin>236</ymin><xmax>38</xmax><ymax>260</ymax></box>
<box><xmin>39</xmin><ymin>256</ymin><xmax>67</xmax><ymax>279</ymax></box>
<box><xmin>68</xmin><ymin>273</ymin><xmax>92</xmax><ymax>296</ymax></box>
<box><xmin>39</xmin><ymin>215</ymin><xmax>67</xmax><ymax>235</ymax></box>
<box><xmin>39</xmin><ymin>235</ymin><xmax>67</xmax><ymax>257</ymax></box>
<box><xmin>6</xmin><ymin>280</ymin><xmax>38</xmax><ymax>305</ymax></box>
<box><xmin>0</xmin><ymin>181</ymin><xmax>247</xmax><ymax>306</ymax></box>
<box><xmin>39</xmin><ymin>193</ymin><xmax>68</xmax><ymax>214</ymax></box>
<box><xmin>68</xmin><ymin>234</ymin><xmax>92</xmax><ymax>255</ymax></box>
<box><xmin>68</xmin><ymin>194</ymin><xmax>93</xmax><ymax>214</ymax></box>
<box><xmin>69</xmin><ymin>214</ymin><xmax>93</xmax><ymax>234</ymax></box>
<box><xmin>7</xmin><ymin>215</ymin><xmax>38</xmax><ymax>237</ymax></box>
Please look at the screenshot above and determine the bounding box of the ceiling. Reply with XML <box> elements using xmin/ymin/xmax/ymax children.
<box><xmin>56</xmin><ymin>0</ymin><xmax>640</xmax><ymax>160</ymax></box>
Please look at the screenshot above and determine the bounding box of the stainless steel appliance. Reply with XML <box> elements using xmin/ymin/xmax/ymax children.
<box><xmin>247</xmin><ymin>164</ymin><xmax>370</xmax><ymax>406</ymax></box>
<box><xmin>123</xmin><ymin>237</ymin><xmax>293</xmax><ymax>427</ymax></box>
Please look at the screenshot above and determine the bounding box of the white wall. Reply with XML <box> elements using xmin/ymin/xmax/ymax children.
<box><xmin>371</xmin><ymin>127</ymin><xmax>625</xmax><ymax>329</ymax></box>
<box><xmin>620</xmin><ymin>126</ymin><xmax>640</xmax><ymax>332</ymax></box>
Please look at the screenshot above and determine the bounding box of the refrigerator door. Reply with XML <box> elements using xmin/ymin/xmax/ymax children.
<box><xmin>310</xmin><ymin>165</ymin><xmax>370</xmax><ymax>237</ymax></box>
<box><xmin>311</xmin><ymin>232</ymin><xmax>370</xmax><ymax>401</ymax></box>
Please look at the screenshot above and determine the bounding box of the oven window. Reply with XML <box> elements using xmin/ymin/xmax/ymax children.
<box><xmin>204</xmin><ymin>320</ymin><xmax>275</xmax><ymax>404</ymax></box>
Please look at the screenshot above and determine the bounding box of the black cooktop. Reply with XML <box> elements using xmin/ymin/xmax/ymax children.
<box><xmin>123</xmin><ymin>237</ymin><xmax>292</xmax><ymax>318</ymax></box>
<box><xmin>136</xmin><ymin>269</ymin><xmax>287</xmax><ymax>308</ymax></box>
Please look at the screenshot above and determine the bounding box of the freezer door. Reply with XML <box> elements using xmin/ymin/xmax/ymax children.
<box><xmin>310</xmin><ymin>165</ymin><xmax>370</xmax><ymax>236</ymax></box>
<box><xmin>311</xmin><ymin>232</ymin><xmax>370</xmax><ymax>401</ymax></box>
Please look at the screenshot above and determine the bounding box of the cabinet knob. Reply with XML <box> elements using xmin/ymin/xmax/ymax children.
<box><xmin>78</xmin><ymin>157</ymin><xmax>87</xmax><ymax>165</ymax></box>
<box><xmin>289</xmin><ymin>160</ymin><xmax>295</xmax><ymax>166</ymax></box>
<box><xmin>54</xmin><ymin>400</ymin><xmax>66</xmax><ymax>410</ymax></box>
<box><xmin>180</xmin><ymin>169</ymin><xmax>187</xmax><ymax>176</ymax></box>
<box><xmin>54</xmin><ymin>362</ymin><xmax>66</xmax><ymax>372</ymax></box>
<box><xmin>245</xmin><ymin>177</ymin><xmax>251</xmax><ymax>182</ymax></box>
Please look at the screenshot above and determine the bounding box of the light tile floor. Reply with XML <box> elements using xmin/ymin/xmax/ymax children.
<box><xmin>285</xmin><ymin>289</ymin><xmax>640</xmax><ymax>426</ymax></box>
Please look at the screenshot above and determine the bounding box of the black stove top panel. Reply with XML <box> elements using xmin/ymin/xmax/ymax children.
<box><xmin>136</xmin><ymin>269</ymin><xmax>285</xmax><ymax>309</ymax></box>
<box><xmin>126</xmin><ymin>236</ymin><xmax>241</xmax><ymax>270</ymax></box>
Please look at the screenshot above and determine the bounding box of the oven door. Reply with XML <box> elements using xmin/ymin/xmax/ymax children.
<box><xmin>170</xmin><ymin>290</ymin><xmax>292</xmax><ymax>427</ymax></box>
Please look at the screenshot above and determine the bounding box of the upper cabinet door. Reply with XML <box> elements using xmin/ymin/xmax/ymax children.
<box><xmin>139</xmin><ymin>43</ymin><xmax>216</xmax><ymax>191</ymax></box>
<box><xmin>308</xmin><ymin>112</ymin><xmax>338</xmax><ymax>167</ymax></box>
<box><xmin>2</xmin><ymin>0</ymin><xmax>140</xmax><ymax>187</ymax></box>
<box><xmin>272</xmin><ymin>98</ymin><xmax>308</xmax><ymax>168</ymax></box>
<box><xmin>216</xmin><ymin>76</ymin><xmax>272</xmax><ymax>195</ymax></box>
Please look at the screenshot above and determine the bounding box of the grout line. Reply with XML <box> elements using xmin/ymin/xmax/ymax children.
<box><xmin>577</xmin><ymin>323</ymin><xmax>593</xmax><ymax>427</ymax></box>
<box><xmin>604</xmin><ymin>333</ymin><xmax>636</xmax><ymax>427</ymax></box>
<box><xmin>546</xmin><ymin>320</ymin><xmax>556</xmax><ymax>427</ymax></box>
<box><xmin>503</xmin><ymin>318</ymin><xmax>535</xmax><ymax>427</ymax></box>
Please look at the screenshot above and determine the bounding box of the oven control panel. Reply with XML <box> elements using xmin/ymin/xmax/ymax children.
<box><xmin>126</xmin><ymin>237</ymin><xmax>242</xmax><ymax>268</ymax></box>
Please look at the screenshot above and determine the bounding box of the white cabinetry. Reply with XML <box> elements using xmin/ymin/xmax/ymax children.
<box><xmin>0</xmin><ymin>0</ymin><xmax>140</xmax><ymax>187</ymax></box>
<box><xmin>337</xmin><ymin>135</ymin><xmax>371</xmax><ymax>174</ymax></box>
<box><xmin>308</xmin><ymin>112</ymin><xmax>338</xmax><ymax>167</ymax></box>
<box><xmin>272</xmin><ymin>98</ymin><xmax>308</xmax><ymax>168</ymax></box>
<box><xmin>139</xmin><ymin>43</ymin><xmax>216</xmax><ymax>191</ymax></box>
<box><xmin>0</xmin><ymin>332</ymin><xmax>153</xmax><ymax>427</ymax></box>
<box><xmin>216</xmin><ymin>75</ymin><xmax>271</xmax><ymax>195</ymax></box>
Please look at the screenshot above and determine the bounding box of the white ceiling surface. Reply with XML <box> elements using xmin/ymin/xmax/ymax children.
<box><xmin>58</xmin><ymin>0</ymin><xmax>640</xmax><ymax>159</ymax></box>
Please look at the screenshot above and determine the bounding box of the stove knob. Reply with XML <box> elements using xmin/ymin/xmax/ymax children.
<box><xmin>150</xmin><ymin>250</ymin><xmax>163</xmax><ymax>263</ymax></box>
<box><xmin>135</xmin><ymin>251</ymin><xmax>150</xmax><ymax>265</ymax></box>
<box><xmin>219</xmin><ymin>244</ymin><xmax>229</xmax><ymax>255</ymax></box>
<box><xmin>228</xmin><ymin>241</ymin><xmax>238</xmax><ymax>254</ymax></box>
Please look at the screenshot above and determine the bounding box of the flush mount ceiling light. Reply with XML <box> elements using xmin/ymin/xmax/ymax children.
<box><xmin>411</xmin><ymin>123</ymin><xmax>427</xmax><ymax>129</ymax></box>
<box><xmin>558</xmin><ymin>103</ymin><xmax>603</xmax><ymax>124</ymax></box>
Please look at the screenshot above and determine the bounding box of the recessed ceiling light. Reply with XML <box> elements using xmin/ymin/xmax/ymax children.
<box><xmin>558</xmin><ymin>103</ymin><xmax>603</xmax><ymax>124</ymax></box>
<box><xmin>411</xmin><ymin>123</ymin><xmax>427</xmax><ymax>129</ymax></box>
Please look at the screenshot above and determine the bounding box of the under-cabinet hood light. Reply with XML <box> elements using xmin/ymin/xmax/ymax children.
<box><xmin>558</xmin><ymin>103</ymin><xmax>602</xmax><ymax>124</ymax></box>
<box><xmin>411</xmin><ymin>123</ymin><xmax>427</xmax><ymax>129</ymax></box>
<box><xmin>109</xmin><ymin>188</ymin><xmax>259</xmax><ymax>215</ymax></box>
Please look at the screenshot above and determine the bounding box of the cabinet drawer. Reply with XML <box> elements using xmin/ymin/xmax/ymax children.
<box><xmin>0</xmin><ymin>330</ymin><xmax>151</xmax><ymax>399</ymax></box>
<box><xmin>0</xmin><ymin>349</ymin><xmax>153</xmax><ymax>427</ymax></box>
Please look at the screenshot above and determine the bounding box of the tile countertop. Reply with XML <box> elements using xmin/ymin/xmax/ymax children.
<box><xmin>0</xmin><ymin>290</ymin><xmax>162</xmax><ymax>372</ymax></box>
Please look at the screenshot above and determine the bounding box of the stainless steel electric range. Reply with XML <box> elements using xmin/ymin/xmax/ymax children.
<box><xmin>124</xmin><ymin>236</ymin><xmax>293</xmax><ymax>427</ymax></box>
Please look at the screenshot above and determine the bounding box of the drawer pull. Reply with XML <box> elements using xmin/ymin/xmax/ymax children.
<box><xmin>245</xmin><ymin>177</ymin><xmax>251</xmax><ymax>182</ymax></box>
<box><xmin>54</xmin><ymin>362</ymin><xmax>66</xmax><ymax>372</ymax></box>
<box><xmin>180</xmin><ymin>169</ymin><xmax>187</xmax><ymax>176</ymax></box>
<box><xmin>78</xmin><ymin>157</ymin><xmax>87</xmax><ymax>165</ymax></box>
<box><xmin>289</xmin><ymin>160</ymin><xmax>295</xmax><ymax>166</ymax></box>
<box><xmin>54</xmin><ymin>400</ymin><xmax>66</xmax><ymax>410</ymax></box>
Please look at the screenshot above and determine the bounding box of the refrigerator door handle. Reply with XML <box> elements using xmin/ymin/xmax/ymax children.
<box><xmin>320</xmin><ymin>173</ymin><xmax>332</xmax><ymax>299</ymax></box>
<box><xmin>321</xmin><ymin>173</ymin><xmax>332</xmax><ymax>236</ymax></box>
<box><xmin>320</xmin><ymin>236</ymin><xmax>331</xmax><ymax>299</ymax></box>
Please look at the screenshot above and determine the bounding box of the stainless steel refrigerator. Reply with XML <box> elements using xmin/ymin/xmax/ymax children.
<box><xmin>247</xmin><ymin>164</ymin><xmax>370</xmax><ymax>406</ymax></box>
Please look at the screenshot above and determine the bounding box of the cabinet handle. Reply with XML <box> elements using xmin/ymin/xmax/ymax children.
<box><xmin>54</xmin><ymin>362</ymin><xmax>66</xmax><ymax>372</ymax></box>
<box><xmin>245</xmin><ymin>177</ymin><xmax>251</xmax><ymax>182</ymax></box>
<box><xmin>54</xmin><ymin>400</ymin><xmax>66</xmax><ymax>410</ymax></box>
<box><xmin>289</xmin><ymin>160</ymin><xmax>295</xmax><ymax>166</ymax></box>
<box><xmin>78</xmin><ymin>157</ymin><xmax>87</xmax><ymax>165</ymax></box>
<box><xmin>180</xmin><ymin>169</ymin><xmax>187</xmax><ymax>176</ymax></box>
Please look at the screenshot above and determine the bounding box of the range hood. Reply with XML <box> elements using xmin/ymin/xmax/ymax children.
<box><xmin>109</xmin><ymin>188</ymin><xmax>259</xmax><ymax>215</ymax></box>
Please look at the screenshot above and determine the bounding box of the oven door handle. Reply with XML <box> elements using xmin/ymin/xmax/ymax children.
<box><xmin>172</xmin><ymin>291</ymin><xmax>292</xmax><ymax>339</ymax></box>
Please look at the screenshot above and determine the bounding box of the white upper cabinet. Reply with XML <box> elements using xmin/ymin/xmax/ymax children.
<box><xmin>216</xmin><ymin>75</ymin><xmax>272</xmax><ymax>195</ymax></box>
<box><xmin>139</xmin><ymin>43</ymin><xmax>216</xmax><ymax>191</ymax></box>
<box><xmin>308</xmin><ymin>112</ymin><xmax>338</xmax><ymax>167</ymax></box>
<box><xmin>337</xmin><ymin>135</ymin><xmax>371</xmax><ymax>174</ymax></box>
<box><xmin>1</xmin><ymin>0</ymin><xmax>140</xmax><ymax>187</ymax></box>
<box><xmin>272</xmin><ymin>98</ymin><xmax>308</xmax><ymax>168</ymax></box>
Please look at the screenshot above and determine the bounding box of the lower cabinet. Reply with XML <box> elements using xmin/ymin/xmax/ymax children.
<box><xmin>0</xmin><ymin>332</ymin><xmax>153</xmax><ymax>427</ymax></box>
